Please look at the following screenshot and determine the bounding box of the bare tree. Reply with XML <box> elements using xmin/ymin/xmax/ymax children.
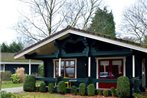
<box><xmin>16</xmin><ymin>0</ymin><xmax>102</xmax><ymax>45</ymax></box>
<box><xmin>122</xmin><ymin>0</ymin><xmax>147</xmax><ymax>44</ymax></box>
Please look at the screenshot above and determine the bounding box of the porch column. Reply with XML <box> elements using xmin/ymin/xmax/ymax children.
<box><xmin>29</xmin><ymin>59</ymin><xmax>31</xmax><ymax>75</ymax></box>
<box><xmin>58</xmin><ymin>58</ymin><xmax>61</xmax><ymax>76</ymax></box>
<box><xmin>132</xmin><ymin>55</ymin><xmax>135</xmax><ymax>77</ymax></box>
<box><xmin>88</xmin><ymin>57</ymin><xmax>91</xmax><ymax>77</ymax></box>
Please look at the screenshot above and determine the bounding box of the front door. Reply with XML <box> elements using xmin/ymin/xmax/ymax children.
<box><xmin>98</xmin><ymin>59</ymin><xmax>123</xmax><ymax>88</ymax></box>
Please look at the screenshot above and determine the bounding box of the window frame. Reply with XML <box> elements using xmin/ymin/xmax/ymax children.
<box><xmin>53</xmin><ymin>59</ymin><xmax>77</xmax><ymax>78</ymax></box>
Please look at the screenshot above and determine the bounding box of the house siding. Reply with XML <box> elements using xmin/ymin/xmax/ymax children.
<box><xmin>44</xmin><ymin>59</ymin><xmax>53</xmax><ymax>77</ymax></box>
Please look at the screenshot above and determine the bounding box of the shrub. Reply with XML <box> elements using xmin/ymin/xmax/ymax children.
<box><xmin>71</xmin><ymin>86</ymin><xmax>77</xmax><ymax>95</ymax></box>
<box><xmin>133</xmin><ymin>93</ymin><xmax>146</xmax><ymax>98</ymax></box>
<box><xmin>39</xmin><ymin>82</ymin><xmax>47</xmax><ymax>92</ymax></box>
<box><xmin>0</xmin><ymin>91</ymin><xmax>12</xmax><ymax>98</ymax></box>
<box><xmin>10</xmin><ymin>74</ymin><xmax>20</xmax><ymax>83</ymax></box>
<box><xmin>23</xmin><ymin>75</ymin><xmax>36</xmax><ymax>92</ymax></box>
<box><xmin>97</xmin><ymin>89</ymin><xmax>102</xmax><ymax>95</ymax></box>
<box><xmin>38</xmin><ymin>64</ymin><xmax>44</xmax><ymax>76</ymax></box>
<box><xmin>111</xmin><ymin>87</ymin><xmax>117</xmax><ymax>96</ymax></box>
<box><xmin>87</xmin><ymin>84</ymin><xmax>95</xmax><ymax>96</ymax></box>
<box><xmin>117</xmin><ymin>76</ymin><xmax>130</xmax><ymax>98</ymax></box>
<box><xmin>132</xmin><ymin>77</ymin><xmax>141</xmax><ymax>93</ymax></box>
<box><xmin>103</xmin><ymin>90</ymin><xmax>109</xmax><ymax>97</ymax></box>
<box><xmin>0</xmin><ymin>71</ymin><xmax>12</xmax><ymax>81</ymax></box>
<box><xmin>57</xmin><ymin>81</ymin><xmax>66</xmax><ymax>94</ymax></box>
<box><xmin>16</xmin><ymin>67</ymin><xmax>25</xmax><ymax>82</ymax></box>
<box><xmin>79</xmin><ymin>83</ymin><xmax>86</xmax><ymax>96</ymax></box>
<box><xmin>48</xmin><ymin>83</ymin><xmax>54</xmax><ymax>93</ymax></box>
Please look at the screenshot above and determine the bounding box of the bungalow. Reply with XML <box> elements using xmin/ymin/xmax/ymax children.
<box><xmin>0</xmin><ymin>53</ymin><xmax>42</xmax><ymax>75</ymax></box>
<box><xmin>14</xmin><ymin>26</ymin><xmax>147</xmax><ymax>89</ymax></box>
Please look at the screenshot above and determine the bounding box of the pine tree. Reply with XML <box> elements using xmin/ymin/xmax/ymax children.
<box><xmin>88</xmin><ymin>7</ymin><xmax>115</xmax><ymax>37</ymax></box>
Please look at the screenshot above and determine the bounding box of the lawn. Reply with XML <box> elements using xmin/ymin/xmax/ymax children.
<box><xmin>1</xmin><ymin>80</ymin><xmax>42</xmax><ymax>88</ymax></box>
<box><xmin>14</xmin><ymin>92</ymin><xmax>69</xmax><ymax>98</ymax></box>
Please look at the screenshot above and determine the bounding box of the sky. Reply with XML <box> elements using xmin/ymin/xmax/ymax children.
<box><xmin>0</xmin><ymin>0</ymin><xmax>136</xmax><ymax>44</ymax></box>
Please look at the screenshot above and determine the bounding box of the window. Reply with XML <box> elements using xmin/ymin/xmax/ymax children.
<box><xmin>99</xmin><ymin>59</ymin><xmax>123</xmax><ymax>79</ymax></box>
<box><xmin>54</xmin><ymin>59</ymin><xmax>76</xmax><ymax>78</ymax></box>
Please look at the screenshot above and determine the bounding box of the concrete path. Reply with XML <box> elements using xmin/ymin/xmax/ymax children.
<box><xmin>1</xmin><ymin>87</ymin><xmax>23</xmax><ymax>93</ymax></box>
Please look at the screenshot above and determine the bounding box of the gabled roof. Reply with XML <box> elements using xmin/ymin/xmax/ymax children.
<box><xmin>1</xmin><ymin>52</ymin><xmax>42</xmax><ymax>64</ymax></box>
<box><xmin>14</xmin><ymin>26</ymin><xmax>147</xmax><ymax>59</ymax></box>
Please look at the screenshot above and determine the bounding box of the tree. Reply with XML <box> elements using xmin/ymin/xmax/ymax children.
<box><xmin>88</xmin><ymin>7</ymin><xmax>115</xmax><ymax>37</ymax></box>
<box><xmin>122</xmin><ymin>0</ymin><xmax>147</xmax><ymax>44</ymax></box>
<box><xmin>16</xmin><ymin>0</ymin><xmax>102</xmax><ymax>44</ymax></box>
<box><xmin>0</xmin><ymin>42</ymin><xmax>23</xmax><ymax>53</ymax></box>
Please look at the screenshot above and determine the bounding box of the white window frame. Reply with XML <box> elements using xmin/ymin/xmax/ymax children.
<box><xmin>53</xmin><ymin>58</ymin><xmax>77</xmax><ymax>78</ymax></box>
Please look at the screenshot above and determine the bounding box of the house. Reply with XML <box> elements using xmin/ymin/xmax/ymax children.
<box><xmin>0</xmin><ymin>53</ymin><xmax>42</xmax><ymax>75</ymax></box>
<box><xmin>14</xmin><ymin>26</ymin><xmax>147</xmax><ymax>89</ymax></box>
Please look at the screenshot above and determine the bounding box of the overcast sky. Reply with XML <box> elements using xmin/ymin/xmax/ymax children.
<box><xmin>0</xmin><ymin>0</ymin><xmax>136</xmax><ymax>44</ymax></box>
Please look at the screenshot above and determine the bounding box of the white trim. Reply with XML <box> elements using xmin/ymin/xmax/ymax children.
<box><xmin>69</xmin><ymin>30</ymin><xmax>147</xmax><ymax>53</ymax></box>
<box><xmin>123</xmin><ymin>57</ymin><xmax>126</xmax><ymax>76</ymax></box>
<box><xmin>14</xmin><ymin>29</ymin><xmax>147</xmax><ymax>59</ymax></box>
<box><xmin>14</xmin><ymin>30</ymin><xmax>70</xmax><ymax>59</ymax></box>
<box><xmin>53</xmin><ymin>58</ymin><xmax>77</xmax><ymax>78</ymax></box>
<box><xmin>29</xmin><ymin>59</ymin><xmax>31</xmax><ymax>75</ymax></box>
<box><xmin>132</xmin><ymin>55</ymin><xmax>135</xmax><ymax>77</ymax></box>
<box><xmin>142</xmin><ymin>58</ymin><xmax>146</xmax><ymax>87</ymax></box>
<box><xmin>59</xmin><ymin>58</ymin><xmax>61</xmax><ymax>76</ymax></box>
<box><xmin>88</xmin><ymin>57</ymin><xmax>91</xmax><ymax>77</ymax></box>
<box><xmin>0</xmin><ymin>62</ymin><xmax>42</xmax><ymax>65</ymax></box>
<box><xmin>96</xmin><ymin>56</ymin><xmax>125</xmax><ymax>89</ymax></box>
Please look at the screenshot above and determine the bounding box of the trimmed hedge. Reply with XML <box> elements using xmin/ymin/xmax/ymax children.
<box><xmin>117</xmin><ymin>76</ymin><xmax>130</xmax><ymax>98</ymax></box>
<box><xmin>97</xmin><ymin>90</ymin><xmax>102</xmax><ymax>95</ymax></box>
<box><xmin>71</xmin><ymin>86</ymin><xmax>77</xmax><ymax>95</ymax></box>
<box><xmin>39</xmin><ymin>82</ymin><xmax>47</xmax><ymax>92</ymax></box>
<box><xmin>48</xmin><ymin>83</ymin><xmax>54</xmax><ymax>93</ymax></box>
<box><xmin>111</xmin><ymin>87</ymin><xmax>117</xmax><ymax>96</ymax></box>
<box><xmin>103</xmin><ymin>90</ymin><xmax>108</xmax><ymax>97</ymax></box>
<box><xmin>57</xmin><ymin>81</ymin><xmax>66</xmax><ymax>94</ymax></box>
<box><xmin>23</xmin><ymin>75</ymin><xmax>36</xmax><ymax>92</ymax></box>
<box><xmin>87</xmin><ymin>84</ymin><xmax>95</xmax><ymax>96</ymax></box>
<box><xmin>79</xmin><ymin>83</ymin><xmax>86</xmax><ymax>96</ymax></box>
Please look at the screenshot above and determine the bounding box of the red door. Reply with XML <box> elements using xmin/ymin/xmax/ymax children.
<box><xmin>98</xmin><ymin>59</ymin><xmax>123</xmax><ymax>88</ymax></box>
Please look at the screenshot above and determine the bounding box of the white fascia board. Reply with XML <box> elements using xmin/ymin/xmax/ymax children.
<box><xmin>14</xmin><ymin>30</ymin><xmax>70</xmax><ymax>59</ymax></box>
<box><xmin>0</xmin><ymin>62</ymin><xmax>43</xmax><ymax>65</ymax></box>
<box><xmin>69</xmin><ymin>30</ymin><xmax>147</xmax><ymax>53</ymax></box>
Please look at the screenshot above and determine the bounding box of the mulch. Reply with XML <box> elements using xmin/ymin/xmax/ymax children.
<box><xmin>65</xmin><ymin>94</ymin><xmax>117</xmax><ymax>98</ymax></box>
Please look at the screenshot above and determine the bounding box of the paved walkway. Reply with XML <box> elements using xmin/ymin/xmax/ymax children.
<box><xmin>1</xmin><ymin>87</ymin><xmax>23</xmax><ymax>93</ymax></box>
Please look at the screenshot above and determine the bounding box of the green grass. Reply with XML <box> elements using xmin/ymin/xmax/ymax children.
<box><xmin>1</xmin><ymin>80</ymin><xmax>42</xmax><ymax>88</ymax></box>
<box><xmin>13</xmin><ymin>92</ymin><xmax>69</xmax><ymax>98</ymax></box>
<box><xmin>1</xmin><ymin>81</ymin><xmax>23</xmax><ymax>88</ymax></box>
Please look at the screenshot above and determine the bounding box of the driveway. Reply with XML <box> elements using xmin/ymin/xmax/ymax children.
<box><xmin>1</xmin><ymin>87</ymin><xmax>23</xmax><ymax>93</ymax></box>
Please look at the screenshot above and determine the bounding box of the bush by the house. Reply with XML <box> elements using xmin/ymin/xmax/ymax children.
<box><xmin>0</xmin><ymin>91</ymin><xmax>13</xmax><ymax>98</ymax></box>
<box><xmin>0</xmin><ymin>71</ymin><xmax>11</xmax><ymax>81</ymax></box>
<box><xmin>117</xmin><ymin>76</ymin><xmax>130</xmax><ymax>98</ymax></box>
<box><xmin>79</xmin><ymin>83</ymin><xmax>86</xmax><ymax>96</ymax></box>
<box><xmin>48</xmin><ymin>83</ymin><xmax>54</xmax><ymax>93</ymax></box>
<box><xmin>23</xmin><ymin>75</ymin><xmax>36</xmax><ymax>92</ymax></box>
<box><xmin>10</xmin><ymin>74</ymin><xmax>20</xmax><ymax>83</ymax></box>
<box><xmin>133</xmin><ymin>93</ymin><xmax>147</xmax><ymax>98</ymax></box>
<box><xmin>16</xmin><ymin>67</ymin><xmax>25</xmax><ymax>82</ymax></box>
<box><xmin>39</xmin><ymin>82</ymin><xmax>47</xmax><ymax>92</ymax></box>
<box><xmin>103</xmin><ymin>90</ymin><xmax>109</xmax><ymax>97</ymax></box>
<box><xmin>111</xmin><ymin>87</ymin><xmax>117</xmax><ymax>96</ymax></box>
<box><xmin>87</xmin><ymin>84</ymin><xmax>95</xmax><ymax>96</ymax></box>
<box><xmin>71</xmin><ymin>86</ymin><xmax>77</xmax><ymax>95</ymax></box>
<box><xmin>57</xmin><ymin>81</ymin><xmax>66</xmax><ymax>94</ymax></box>
<box><xmin>132</xmin><ymin>77</ymin><xmax>141</xmax><ymax>93</ymax></box>
<box><xmin>97</xmin><ymin>89</ymin><xmax>102</xmax><ymax>95</ymax></box>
